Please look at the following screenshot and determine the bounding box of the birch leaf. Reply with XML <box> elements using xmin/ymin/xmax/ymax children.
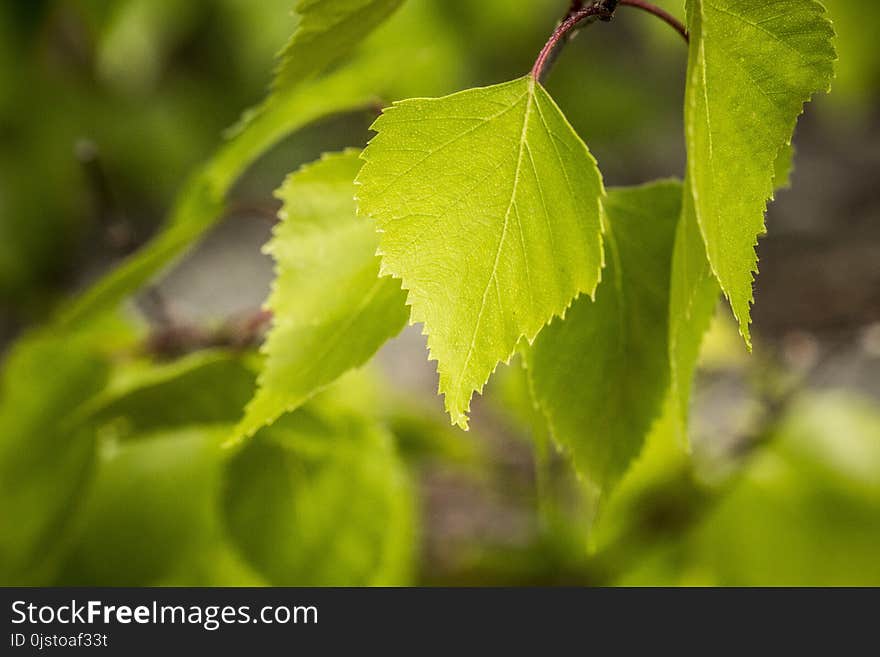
<box><xmin>684</xmin><ymin>0</ymin><xmax>835</xmax><ymax>344</ymax></box>
<box><xmin>357</xmin><ymin>76</ymin><xmax>605</xmax><ymax>428</ymax></box>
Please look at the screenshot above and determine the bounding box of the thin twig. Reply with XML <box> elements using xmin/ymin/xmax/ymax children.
<box><xmin>142</xmin><ymin>308</ymin><xmax>273</xmax><ymax>359</ymax></box>
<box><xmin>75</xmin><ymin>139</ymin><xmax>137</xmax><ymax>252</ymax></box>
<box><xmin>531</xmin><ymin>3</ymin><xmax>614</xmax><ymax>82</ymax></box>
<box><xmin>619</xmin><ymin>0</ymin><xmax>688</xmax><ymax>42</ymax></box>
<box><xmin>531</xmin><ymin>0</ymin><xmax>687</xmax><ymax>82</ymax></box>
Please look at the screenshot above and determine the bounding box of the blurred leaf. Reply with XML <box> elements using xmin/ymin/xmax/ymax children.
<box><xmin>56</xmin><ymin>0</ymin><xmax>458</xmax><ymax>331</ymax></box>
<box><xmin>486</xmin><ymin>356</ymin><xmax>546</xmax><ymax>444</ymax></box>
<box><xmin>215</xmin><ymin>0</ymin><xmax>296</xmax><ymax>80</ymax></box>
<box><xmin>272</xmin><ymin>0</ymin><xmax>405</xmax><ymax>94</ymax></box>
<box><xmin>778</xmin><ymin>393</ymin><xmax>880</xmax><ymax>492</ymax></box>
<box><xmin>817</xmin><ymin>0</ymin><xmax>880</xmax><ymax>113</ymax></box>
<box><xmin>357</xmin><ymin>76</ymin><xmax>605</xmax><ymax>428</ymax></box>
<box><xmin>224</xmin><ymin>410</ymin><xmax>416</xmax><ymax>585</ymax></box>
<box><xmin>56</xmin><ymin>68</ymin><xmax>377</xmax><ymax>329</ymax></box>
<box><xmin>490</xmin><ymin>357</ymin><xmax>599</xmax><ymax>550</ymax></box>
<box><xmin>615</xmin><ymin>393</ymin><xmax>880</xmax><ymax>586</ymax></box>
<box><xmin>0</xmin><ymin>333</ymin><xmax>109</xmax><ymax>584</ymax></box>
<box><xmin>773</xmin><ymin>142</ymin><xmax>795</xmax><ymax>192</ymax></box>
<box><xmin>386</xmin><ymin>406</ymin><xmax>483</xmax><ymax>467</ymax></box>
<box><xmin>88</xmin><ymin>350</ymin><xmax>258</xmax><ymax>438</ymax></box>
<box><xmin>51</xmin><ymin>346</ymin><xmax>423</xmax><ymax>586</ymax></box>
<box><xmin>668</xmin><ymin>196</ymin><xmax>722</xmax><ymax>435</ymax></box>
<box><xmin>234</xmin><ymin>150</ymin><xmax>407</xmax><ymax>441</ymax></box>
<box><xmin>690</xmin><ymin>393</ymin><xmax>880</xmax><ymax>585</ymax></box>
<box><xmin>695</xmin><ymin>309</ymin><xmax>748</xmax><ymax>372</ymax></box>
<box><xmin>57</xmin><ymin>425</ymin><xmax>232</xmax><ymax>585</ymax></box>
<box><xmin>589</xmin><ymin>396</ymin><xmax>693</xmax><ymax>553</ymax></box>
<box><xmin>312</xmin><ymin>367</ymin><xmax>484</xmax><ymax>467</ymax></box>
<box><xmin>97</xmin><ymin>0</ymin><xmax>202</xmax><ymax>95</ymax></box>
<box><xmin>157</xmin><ymin>542</ymin><xmax>267</xmax><ymax>587</ymax></box>
<box><xmin>527</xmin><ymin>181</ymin><xmax>681</xmax><ymax>492</ymax></box>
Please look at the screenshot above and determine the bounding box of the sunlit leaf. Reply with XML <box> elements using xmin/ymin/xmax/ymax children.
<box><xmin>684</xmin><ymin>0</ymin><xmax>835</xmax><ymax>343</ymax></box>
<box><xmin>234</xmin><ymin>150</ymin><xmax>407</xmax><ymax>441</ymax></box>
<box><xmin>527</xmin><ymin>181</ymin><xmax>681</xmax><ymax>492</ymax></box>
<box><xmin>357</xmin><ymin>76</ymin><xmax>605</xmax><ymax>428</ymax></box>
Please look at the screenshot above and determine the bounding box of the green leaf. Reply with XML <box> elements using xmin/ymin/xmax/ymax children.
<box><xmin>526</xmin><ymin>181</ymin><xmax>681</xmax><ymax>492</ymax></box>
<box><xmin>684</xmin><ymin>0</ymin><xmax>835</xmax><ymax>344</ymax></box>
<box><xmin>690</xmin><ymin>393</ymin><xmax>880</xmax><ymax>586</ymax></box>
<box><xmin>57</xmin><ymin>66</ymin><xmax>382</xmax><ymax>330</ymax></box>
<box><xmin>668</xmin><ymin>192</ymin><xmax>721</xmax><ymax>433</ymax></box>
<box><xmin>56</xmin><ymin>426</ymin><xmax>232</xmax><ymax>586</ymax></box>
<box><xmin>0</xmin><ymin>333</ymin><xmax>109</xmax><ymax>584</ymax></box>
<box><xmin>56</xmin><ymin>0</ymin><xmax>412</xmax><ymax>330</ymax></box>
<box><xmin>588</xmin><ymin>395</ymin><xmax>692</xmax><ymax>554</ymax></box>
<box><xmin>223</xmin><ymin>410</ymin><xmax>416</xmax><ymax>586</ymax></box>
<box><xmin>773</xmin><ymin>142</ymin><xmax>795</xmax><ymax>192</ymax></box>
<box><xmin>820</xmin><ymin>0</ymin><xmax>880</xmax><ymax>113</ymax></box>
<box><xmin>234</xmin><ymin>151</ymin><xmax>408</xmax><ymax>441</ymax></box>
<box><xmin>357</xmin><ymin>76</ymin><xmax>605</xmax><ymax>428</ymax></box>
<box><xmin>272</xmin><ymin>0</ymin><xmax>405</xmax><ymax>94</ymax></box>
<box><xmin>668</xmin><ymin>138</ymin><xmax>799</xmax><ymax>436</ymax></box>
<box><xmin>87</xmin><ymin>350</ymin><xmax>258</xmax><ymax>438</ymax></box>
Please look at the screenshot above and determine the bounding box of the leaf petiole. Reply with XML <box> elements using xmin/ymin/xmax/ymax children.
<box><xmin>618</xmin><ymin>0</ymin><xmax>688</xmax><ymax>43</ymax></box>
<box><xmin>531</xmin><ymin>0</ymin><xmax>687</xmax><ymax>83</ymax></box>
<box><xmin>531</xmin><ymin>3</ymin><xmax>613</xmax><ymax>83</ymax></box>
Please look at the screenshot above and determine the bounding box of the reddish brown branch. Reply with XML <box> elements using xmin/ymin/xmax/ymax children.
<box><xmin>619</xmin><ymin>0</ymin><xmax>688</xmax><ymax>42</ymax></box>
<box><xmin>531</xmin><ymin>0</ymin><xmax>687</xmax><ymax>82</ymax></box>
<box><xmin>531</xmin><ymin>3</ymin><xmax>613</xmax><ymax>82</ymax></box>
<box><xmin>143</xmin><ymin>308</ymin><xmax>273</xmax><ymax>359</ymax></box>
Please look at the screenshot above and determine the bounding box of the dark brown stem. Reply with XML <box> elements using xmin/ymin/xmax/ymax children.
<box><xmin>226</xmin><ymin>201</ymin><xmax>282</xmax><ymax>225</ymax></box>
<box><xmin>75</xmin><ymin>139</ymin><xmax>137</xmax><ymax>253</ymax></box>
<box><xmin>619</xmin><ymin>0</ymin><xmax>689</xmax><ymax>42</ymax></box>
<box><xmin>142</xmin><ymin>308</ymin><xmax>273</xmax><ymax>359</ymax></box>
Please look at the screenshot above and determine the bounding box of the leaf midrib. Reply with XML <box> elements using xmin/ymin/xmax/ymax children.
<box><xmin>455</xmin><ymin>80</ymin><xmax>537</xmax><ymax>400</ymax></box>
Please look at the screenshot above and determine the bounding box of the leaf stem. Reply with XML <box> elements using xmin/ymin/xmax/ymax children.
<box><xmin>531</xmin><ymin>2</ymin><xmax>614</xmax><ymax>82</ymax></box>
<box><xmin>618</xmin><ymin>0</ymin><xmax>689</xmax><ymax>43</ymax></box>
<box><xmin>530</xmin><ymin>0</ymin><xmax>688</xmax><ymax>83</ymax></box>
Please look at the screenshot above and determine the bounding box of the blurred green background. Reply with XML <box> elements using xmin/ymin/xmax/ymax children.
<box><xmin>0</xmin><ymin>0</ymin><xmax>878</xmax><ymax>586</ymax></box>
